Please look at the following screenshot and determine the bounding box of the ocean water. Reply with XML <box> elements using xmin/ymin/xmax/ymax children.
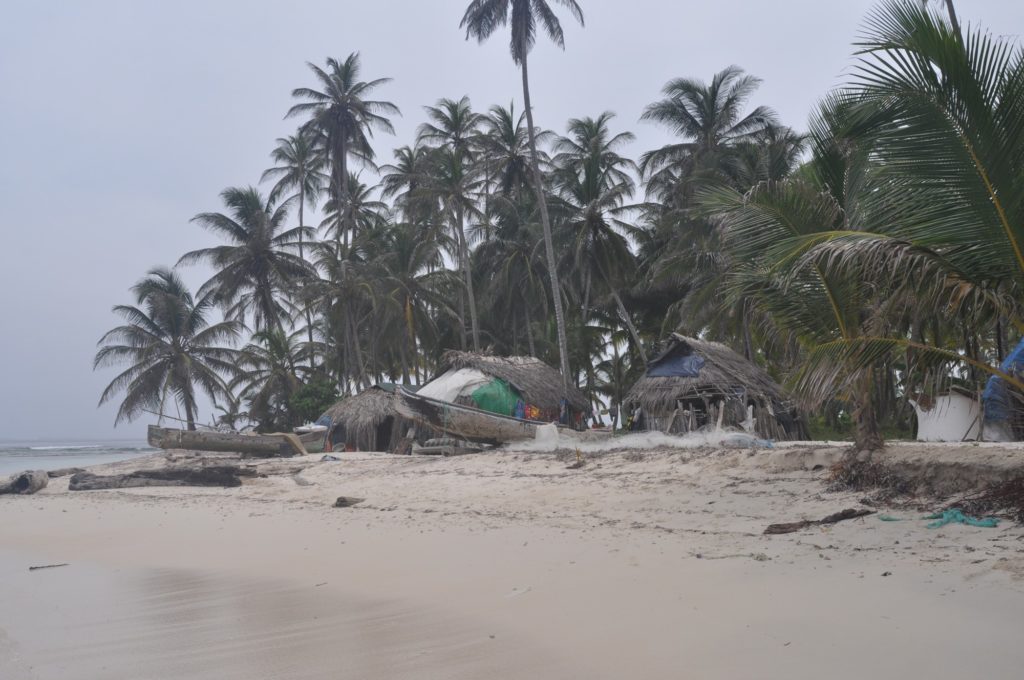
<box><xmin>0</xmin><ymin>440</ymin><xmax>154</xmax><ymax>477</ymax></box>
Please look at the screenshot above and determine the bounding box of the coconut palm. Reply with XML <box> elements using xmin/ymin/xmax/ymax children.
<box><xmin>94</xmin><ymin>267</ymin><xmax>242</xmax><ymax>430</ymax></box>
<box><xmin>288</xmin><ymin>53</ymin><xmax>399</xmax><ymax>246</ymax></box>
<box><xmin>640</xmin><ymin>66</ymin><xmax>779</xmax><ymax>206</ymax></box>
<box><xmin>180</xmin><ymin>187</ymin><xmax>316</xmax><ymax>333</ymax></box>
<box><xmin>319</xmin><ymin>172</ymin><xmax>389</xmax><ymax>243</ymax></box>
<box><xmin>261</xmin><ymin>130</ymin><xmax>330</xmax><ymax>358</ymax></box>
<box><xmin>232</xmin><ymin>329</ymin><xmax>307</xmax><ymax>431</ymax></box>
<box><xmin>380</xmin><ymin>144</ymin><xmax>432</xmax><ymax>222</ymax></box>
<box><xmin>418</xmin><ymin>146</ymin><xmax>486</xmax><ymax>350</ymax></box>
<box><xmin>551</xmin><ymin>112</ymin><xmax>646</xmax><ymax>361</ymax></box>
<box><xmin>460</xmin><ymin>0</ymin><xmax>585</xmax><ymax>392</ymax></box>
<box><xmin>418</xmin><ymin>96</ymin><xmax>483</xmax><ymax>160</ymax></box>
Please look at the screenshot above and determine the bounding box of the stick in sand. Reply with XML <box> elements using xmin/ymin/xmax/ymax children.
<box><xmin>29</xmin><ymin>563</ymin><xmax>69</xmax><ymax>571</ymax></box>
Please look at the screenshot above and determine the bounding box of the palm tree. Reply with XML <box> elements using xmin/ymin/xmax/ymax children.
<box><xmin>288</xmin><ymin>53</ymin><xmax>399</xmax><ymax>247</ymax></box>
<box><xmin>380</xmin><ymin>144</ymin><xmax>432</xmax><ymax>222</ymax></box>
<box><xmin>418</xmin><ymin>96</ymin><xmax>483</xmax><ymax>160</ymax></box>
<box><xmin>180</xmin><ymin>186</ymin><xmax>316</xmax><ymax>333</ymax></box>
<box><xmin>319</xmin><ymin>172</ymin><xmax>389</xmax><ymax>242</ymax></box>
<box><xmin>261</xmin><ymin>130</ymin><xmax>329</xmax><ymax>358</ymax></box>
<box><xmin>94</xmin><ymin>267</ymin><xmax>242</xmax><ymax>430</ymax></box>
<box><xmin>461</xmin><ymin>0</ymin><xmax>585</xmax><ymax>392</ymax></box>
<box><xmin>232</xmin><ymin>329</ymin><xmax>307</xmax><ymax>431</ymax></box>
<box><xmin>419</xmin><ymin>146</ymin><xmax>486</xmax><ymax>350</ymax></box>
<box><xmin>551</xmin><ymin>112</ymin><xmax>647</xmax><ymax>361</ymax></box>
<box><xmin>640</xmin><ymin>66</ymin><xmax>778</xmax><ymax>206</ymax></box>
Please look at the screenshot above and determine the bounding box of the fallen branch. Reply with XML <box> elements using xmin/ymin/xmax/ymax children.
<box><xmin>765</xmin><ymin>508</ymin><xmax>874</xmax><ymax>535</ymax></box>
<box><xmin>29</xmin><ymin>563</ymin><xmax>68</xmax><ymax>571</ymax></box>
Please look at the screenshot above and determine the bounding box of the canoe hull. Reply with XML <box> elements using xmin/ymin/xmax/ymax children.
<box><xmin>395</xmin><ymin>388</ymin><xmax>556</xmax><ymax>444</ymax></box>
<box><xmin>147</xmin><ymin>425</ymin><xmax>301</xmax><ymax>457</ymax></box>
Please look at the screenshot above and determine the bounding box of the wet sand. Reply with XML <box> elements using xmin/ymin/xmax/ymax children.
<box><xmin>2</xmin><ymin>444</ymin><xmax>1024</xmax><ymax>678</ymax></box>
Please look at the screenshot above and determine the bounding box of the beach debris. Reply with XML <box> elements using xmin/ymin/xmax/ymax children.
<box><xmin>566</xmin><ymin>448</ymin><xmax>585</xmax><ymax>469</ymax></box>
<box><xmin>924</xmin><ymin>508</ymin><xmax>999</xmax><ymax>529</ymax></box>
<box><xmin>332</xmin><ymin>496</ymin><xmax>365</xmax><ymax>508</ymax></box>
<box><xmin>882</xmin><ymin>571</ymin><xmax>893</xmax><ymax>577</ymax></box>
<box><xmin>292</xmin><ymin>474</ymin><xmax>314</xmax><ymax>487</ymax></box>
<box><xmin>29</xmin><ymin>563</ymin><xmax>68</xmax><ymax>571</ymax></box>
<box><xmin>321</xmin><ymin>454</ymin><xmax>341</xmax><ymax>462</ymax></box>
<box><xmin>956</xmin><ymin>476</ymin><xmax>1024</xmax><ymax>523</ymax></box>
<box><xmin>878</xmin><ymin>515</ymin><xmax>904</xmax><ymax>521</ymax></box>
<box><xmin>0</xmin><ymin>470</ymin><xmax>49</xmax><ymax>495</ymax></box>
<box><xmin>47</xmin><ymin>467</ymin><xmax>85</xmax><ymax>479</ymax></box>
<box><xmin>68</xmin><ymin>465</ymin><xmax>250</xmax><ymax>491</ymax></box>
<box><xmin>764</xmin><ymin>508</ymin><xmax>875</xmax><ymax>535</ymax></box>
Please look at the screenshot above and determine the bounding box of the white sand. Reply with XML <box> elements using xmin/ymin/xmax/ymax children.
<box><xmin>2</xmin><ymin>444</ymin><xmax>1024</xmax><ymax>678</ymax></box>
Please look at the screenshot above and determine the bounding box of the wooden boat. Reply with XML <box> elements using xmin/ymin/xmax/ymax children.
<box><xmin>294</xmin><ymin>425</ymin><xmax>327</xmax><ymax>453</ymax></box>
<box><xmin>395</xmin><ymin>387</ymin><xmax>562</xmax><ymax>444</ymax></box>
<box><xmin>147</xmin><ymin>425</ymin><xmax>305</xmax><ymax>457</ymax></box>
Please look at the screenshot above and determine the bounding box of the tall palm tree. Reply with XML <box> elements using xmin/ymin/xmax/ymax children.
<box><xmin>261</xmin><ymin>130</ymin><xmax>329</xmax><ymax>358</ymax></box>
<box><xmin>288</xmin><ymin>53</ymin><xmax>399</xmax><ymax>247</ymax></box>
<box><xmin>461</xmin><ymin>0</ymin><xmax>585</xmax><ymax>392</ymax></box>
<box><xmin>380</xmin><ymin>144</ymin><xmax>432</xmax><ymax>222</ymax></box>
<box><xmin>552</xmin><ymin>112</ymin><xmax>646</xmax><ymax>361</ymax></box>
<box><xmin>419</xmin><ymin>146</ymin><xmax>486</xmax><ymax>350</ymax></box>
<box><xmin>180</xmin><ymin>187</ymin><xmax>316</xmax><ymax>333</ymax></box>
<box><xmin>640</xmin><ymin>66</ymin><xmax>778</xmax><ymax>206</ymax></box>
<box><xmin>418</xmin><ymin>96</ymin><xmax>483</xmax><ymax>160</ymax></box>
<box><xmin>94</xmin><ymin>267</ymin><xmax>241</xmax><ymax>430</ymax></box>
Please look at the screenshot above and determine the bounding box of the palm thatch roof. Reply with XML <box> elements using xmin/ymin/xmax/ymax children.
<box><xmin>440</xmin><ymin>350</ymin><xmax>589</xmax><ymax>412</ymax></box>
<box><xmin>626</xmin><ymin>334</ymin><xmax>789</xmax><ymax>411</ymax></box>
<box><xmin>625</xmin><ymin>334</ymin><xmax>805</xmax><ymax>440</ymax></box>
<box><xmin>319</xmin><ymin>385</ymin><xmax>416</xmax><ymax>452</ymax></box>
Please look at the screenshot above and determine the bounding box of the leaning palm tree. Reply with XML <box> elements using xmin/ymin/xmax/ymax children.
<box><xmin>460</xmin><ymin>0</ymin><xmax>584</xmax><ymax>391</ymax></box>
<box><xmin>94</xmin><ymin>267</ymin><xmax>242</xmax><ymax>430</ymax></box>
<box><xmin>288</xmin><ymin>53</ymin><xmax>399</xmax><ymax>247</ymax></box>
<box><xmin>180</xmin><ymin>186</ymin><xmax>316</xmax><ymax>333</ymax></box>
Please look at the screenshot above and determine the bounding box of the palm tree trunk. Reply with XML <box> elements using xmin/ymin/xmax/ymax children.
<box><xmin>183</xmin><ymin>395</ymin><xmax>197</xmax><ymax>432</ymax></box>
<box><xmin>521</xmin><ymin>53</ymin><xmax>571</xmax><ymax>394</ymax></box>
<box><xmin>458</xmin><ymin>207</ymin><xmax>481</xmax><ymax>351</ymax></box>
<box><xmin>524</xmin><ymin>299</ymin><xmax>537</xmax><ymax>358</ymax></box>
<box><xmin>944</xmin><ymin>0</ymin><xmax>961</xmax><ymax>38</ymax></box>
<box><xmin>610</xmin><ymin>288</ymin><xmax>648</xmax><ymax>364</ymax></box>
<box><xmin>853</xmin><ymin>370</ymin><xmax>884</xmax><ymax>452</ymax></box>
<box><xmin>298</xmin><ymin>190</ymin><xmax>316</xmax><ymax>369</ymax></box>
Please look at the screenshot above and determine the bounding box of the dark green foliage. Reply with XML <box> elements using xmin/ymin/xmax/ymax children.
<box><xmin>290</xmin><ymin>379</ymin><xmax>339</xmax><ymax>424</ymax></box>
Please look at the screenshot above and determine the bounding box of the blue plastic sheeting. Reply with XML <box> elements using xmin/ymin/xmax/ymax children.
<box><xmin>982</xmin><ymin>337</ymin><xmax>1024</xmax><ymax>421</ymax></box>
<box><xmin>647</xmin><ymin>353</ymin><xmax>705</xmax><ymax>378</ymax></box>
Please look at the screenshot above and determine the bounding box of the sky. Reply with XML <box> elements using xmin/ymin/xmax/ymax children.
<box><xmin>1</xmin><ymin>0</ymin><xmax>1021</xmax><ymax>442</ymax></box>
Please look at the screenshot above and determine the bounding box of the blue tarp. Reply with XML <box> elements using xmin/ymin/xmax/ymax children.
<box><xmin>982</xmin><ymin>337</ymin><xmax>1024</xmax><ymax>421</ymax></box>
<box><xmin>647</xmin><ymin>353</ymin><xmax>705</xmax><ymax>378</ymax></box>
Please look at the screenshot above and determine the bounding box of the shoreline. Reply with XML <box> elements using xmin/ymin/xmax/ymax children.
<box><xmin>3</xmin><ymin>444</ymin><xmax>1024</xmax><ymax>678</ymax></box>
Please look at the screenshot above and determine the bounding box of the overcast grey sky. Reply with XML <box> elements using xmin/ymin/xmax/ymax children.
<box><xmin>1</xmin><ymin>1</ymin><xmax>1020</xmax><ymax>442</ymax></box>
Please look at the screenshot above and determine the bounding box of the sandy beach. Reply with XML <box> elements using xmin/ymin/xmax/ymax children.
<box><xmin>3</xmin><ymin>442</ymin><xmax>1024</xmax><ymax>679</ymax></box>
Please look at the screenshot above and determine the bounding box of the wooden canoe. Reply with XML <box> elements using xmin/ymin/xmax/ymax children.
<box><xmin>394</xmin><ymin>387</ymin><xmax>560</xmax><ymax>444</ymax></box>
<box><xmin>147</xmin><ymin>425</ymin><xmax>304</xmax><ymax>457</ymax></box>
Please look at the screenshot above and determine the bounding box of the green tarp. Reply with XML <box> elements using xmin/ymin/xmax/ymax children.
<box><xmin>471</xmin><ymin>378</ymin><xmax>521</xmax><ymax>416</ymax></box>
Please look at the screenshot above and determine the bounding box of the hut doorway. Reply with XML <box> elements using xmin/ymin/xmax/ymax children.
<box><xmin>375</xmin><ymin>417</ymin><xmax>394</xmax><ymax>451</ymax></box>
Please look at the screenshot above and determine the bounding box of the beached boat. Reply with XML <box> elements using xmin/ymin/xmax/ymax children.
<box><xmin>147</xmin><ymin>425</ymin><xmax>306</xmax><ymax>457</ymax></box>
<box><xmin>394</xmin><ymin>387</ymin><xmax>559</xmax><ymax>444</ymax></box>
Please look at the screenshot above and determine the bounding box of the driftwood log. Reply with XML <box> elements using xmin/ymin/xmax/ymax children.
<box><xmin>47</xmin><ymin>467</ymin><xmax>85</xmax><ymax>479</ymax></box>
<box><xmin>0</xmin><ymin>470</ymin><xmax>49</xmax><ymax>495</ymax></box>
<box><xmin>764</xmin><ymin>508</ymin><xmax>875</xmax><ymax>535</ymax></box>
<box><xmin>68</xmin><ymin>466</ymin><xmax>250</xmax><ymax>491</ymax></box>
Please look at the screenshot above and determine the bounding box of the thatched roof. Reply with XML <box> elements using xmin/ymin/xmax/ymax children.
<box><xmin>625</xmin><ymin>334</ymin><xmax>791</xmax><ymax>413</ymax></box>
<box><xmin>320</xmin><ymin>386</ymin><xmax>401</xmax><ymax>433</ymax></box>
<box><xmin>440</xmin><ymin>350</ymin><xmax>589</xmax><ymax>412</ymax></box>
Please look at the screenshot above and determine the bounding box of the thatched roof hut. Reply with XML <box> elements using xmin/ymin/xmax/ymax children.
<box><xmin>439</xmin><ymin>350</ymin><xmax>589</xmax><ymax>415</ymax></box>
<box><xmin>318</xmin><ymin>385</ymin><xmax>418</xmax><ymax>452</ymax></box>
<box><xmin>624</xmin><ymin>334</ymin><xmax>806</xmax><ymax>441</ymax></box>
